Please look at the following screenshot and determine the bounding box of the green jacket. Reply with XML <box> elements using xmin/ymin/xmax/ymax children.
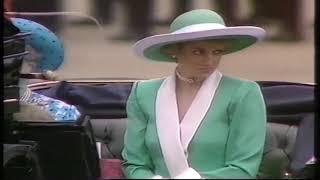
<box><xmin>122</xmin><ymin>75</ymin><xmax>266</xmax><ymax>179</ymax></box>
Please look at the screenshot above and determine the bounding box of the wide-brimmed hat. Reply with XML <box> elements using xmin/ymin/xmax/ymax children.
<box><xmin>134</xmin><ymin>9</ymin><xmax>266</xmax><ymax>62</ymax></box>
<box><xmin>11</xmin><ymin>18</ymin><xmax>64</xmax><ymax>71</ymax></box>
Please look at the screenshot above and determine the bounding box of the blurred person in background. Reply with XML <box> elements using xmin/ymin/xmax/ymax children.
<box><xmin>91</xmin><ymin>0</ymin><xmax>113</xmax><ymax>25</ymax></box>
<box><xmin>157</xmin><ymin>0</ymin><xmax>240</xmax><ymax>26</ymax></box>
<box><xmin>90</xmin><ymin>0</ymin><xmax>154</xmax><ymax>41</ymax></box>
<box><xmin>122</xmin><ymin>9</ymin><xmax>267</xmax><ymax>179</ymax></box>
<box><xmin>110</xmin><ymin>0</ymin><xmax>154</xmax><ymax>41</ymax></box>
<box><xmin>11</xmin><ymin>0</ymin><xmax>63</xmax><ymax>34</ymax></box>
<box><xmin>163</xmin><ymin>0</ymin><xmax>304</xmax><ymax>41</ymax></box>
<box><xmin>249</xmin><ymin>0</ymin><xmax>304</xmax><ymax>41</ymax></box>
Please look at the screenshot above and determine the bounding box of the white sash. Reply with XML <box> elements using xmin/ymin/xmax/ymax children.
<box><xmin>156</xmin><ymin>70</ymin><xmax>222</xmax><ymax>177</ymax></box>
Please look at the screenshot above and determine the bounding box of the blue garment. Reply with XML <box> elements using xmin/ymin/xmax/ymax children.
<box><xmin>26</xmin><ymin>91</ymin><xmax>81</xmax><ymax>121</ymax></box>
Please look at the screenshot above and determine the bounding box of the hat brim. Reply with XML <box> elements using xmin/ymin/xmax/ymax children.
<box><xmin>11</xmin><ymin>18</ymin><xmax>64</xmax><ymax>71</ymax></box>
<box><xmin>134</xmin><ymin>26</ymin><xmax>266</xmax><ymax>62</ymax></box>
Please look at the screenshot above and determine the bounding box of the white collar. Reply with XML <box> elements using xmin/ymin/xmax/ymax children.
<box><xmin>155</xmin><ymin>70</ymin><xmax>222</xmax><ymax>177</ymax></box>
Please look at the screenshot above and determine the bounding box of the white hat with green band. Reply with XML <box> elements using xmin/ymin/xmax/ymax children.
<box><xmin>133</xmin><ymin>9</ymin><xmax>266</xmax><ymax>62</ymax></box>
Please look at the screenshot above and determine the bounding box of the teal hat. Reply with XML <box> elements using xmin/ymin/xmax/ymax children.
<box><xmin>134</xmin><ymin>9</ymin><xmax>266</xmax><ymax>62</ymax></box>
<box><xmin>11</xmin><ymin>18</ymin><xmax>64</xmax><ymax>71</ymax></box>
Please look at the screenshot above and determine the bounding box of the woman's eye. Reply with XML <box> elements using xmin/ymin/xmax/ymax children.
<box><xmin>192</xmin><ymin>49</ymin><xmax>202</xmax><ymax>55</ymax></box>
<box><xmin>212</xmin><ymin>49</ymin><xmax>224</xmax><ymax>55</ymax></box>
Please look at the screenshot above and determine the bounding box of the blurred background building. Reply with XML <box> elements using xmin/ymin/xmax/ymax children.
<box><xmin>8</xmin><ymin>0</ymin><xmax>315</xmax><ymax>83</ymax></box>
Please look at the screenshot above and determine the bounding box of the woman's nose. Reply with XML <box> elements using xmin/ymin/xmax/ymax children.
<box><xmin>203</xmin><ymin>54</ymin><xmax>218</xmax><ymax>65</ymax></box>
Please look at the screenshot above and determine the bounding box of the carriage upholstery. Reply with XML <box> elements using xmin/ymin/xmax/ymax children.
<box><xmin>34</xmin><ymin>80</ymin><xmax>314</xmax><ymax>179</ymax></box>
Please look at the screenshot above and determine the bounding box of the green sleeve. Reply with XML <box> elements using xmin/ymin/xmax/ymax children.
<box><xmin>201</xmin><ymin>82</ymin><xmax>267</xmax><ymax>179</ymax></box>
<box><xmin>121</xmin><ymin>82</ymin><xmax>156</xmax><ymax>179</ymax></box>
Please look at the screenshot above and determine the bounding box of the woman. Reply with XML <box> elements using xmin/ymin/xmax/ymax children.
<box><xmin>122</xmin><ymin>9</ymin><xmax>267</xmax><ymax>179</ymax></box>
<box><xmin>9</xmin><ymin>17</ymin><xmax>81</xmax><ymax>121</ymax></box>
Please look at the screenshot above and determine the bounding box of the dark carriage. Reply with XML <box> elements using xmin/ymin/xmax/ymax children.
<box><xmin>5</xmin><ymin>79</ymin><xmax>314</xmax><ymax>179</ymax></box>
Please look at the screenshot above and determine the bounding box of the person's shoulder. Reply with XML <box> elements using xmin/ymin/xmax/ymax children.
<box><xmin>222</xmin><ymin>76</ymin><xmax>264</xmax><ymax>108</ymax></box>
<box><xmin>134</xmin><ymin>77</ymin><xmax>165</xmax><ymax>91</ymax></box>
<box><xmin>220</xmin><ymin>75</ymin><xmax>262</xmax><ymax>99</ymax></box>
<box><xmin>130</xmin><ymin>77</ymin><xmax>166</xmax><ymax>98</ymax></box>
<box><xmin>136</xmin><ymin>77</ymin><xmax>165</xmax><ymax>86</ymax></box>
<box><xmin>221</xmin><ymin>75</ymin><xmax>260</xmax><ymax>90</ymax></box>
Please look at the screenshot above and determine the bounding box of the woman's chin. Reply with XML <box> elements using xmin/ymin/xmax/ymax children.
<box><xmin>198</xmin><ymin>70</ymin><xmax>214</xmax><ymax>77</ymax></box>
<box><xmin>192</xmin><ymin>74</ymin><xmax>209</xmax><ymax>82</ymax></box>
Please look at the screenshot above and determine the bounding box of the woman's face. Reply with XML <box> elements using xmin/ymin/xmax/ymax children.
<box><xmin>174</xmin><ymin>40</ymin><xmax>226</xmax><ymax>79</ymax></box>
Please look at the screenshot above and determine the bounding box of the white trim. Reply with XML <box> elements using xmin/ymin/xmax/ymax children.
<box><xmin>152</xmin><ymin>175</ymin><xmax>164</xmax><ymax>179</ymax></box>
<box><xmin>96</xmin><ymin>142</ymin><xmax>102</xmax><ymax>159</ymax></box>
<box><xmin>174</xmin><ymin>168</ymin><xmax>202</xmax><ymax>179</ymax></box>
<box><xmin>3</xmin><ymin>99</ymin><xmax>19</xmax><ymax>103</ymax></box>
<box><xmin>156</xmin><ymin>75</ymin><xmax>189</xmax><ymax>177</ymax></box>
<box><xmin>156</xmin><ymin>71</ymin><xmax>222</xmax><ymax>178</ymax></box>
<box><xmin>133</xmin><ymin>26</ymin><xmax>266</xmax><ymax>60</ymax></box>
<box><xmin>172</xmin><ymin>23</ymin><xmax>226</xmax><ymax>34</ymax></box>
<box><xmin>180</xmin><ymin>71</ymin><xmax>222</xmax><ymax>152</ymax></box>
